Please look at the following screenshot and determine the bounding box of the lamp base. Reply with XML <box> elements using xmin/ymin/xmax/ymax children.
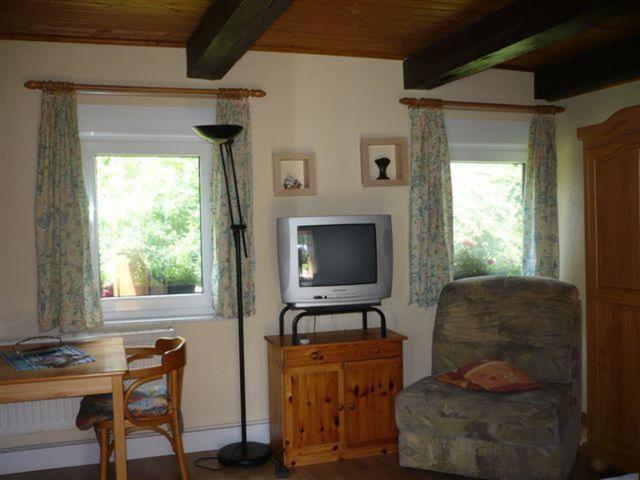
<box><xmin>217</xmin><ymin>441</ymin><xmax>272</xmax><ymax>467</ymax></box>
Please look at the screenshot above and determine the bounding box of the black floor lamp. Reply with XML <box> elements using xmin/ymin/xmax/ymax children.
<box><xmin>192</xmin><ymin>124</ymin><xmax>272</xmax><ymax>467</ymax></box>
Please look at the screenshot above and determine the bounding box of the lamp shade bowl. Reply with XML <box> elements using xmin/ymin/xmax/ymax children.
<box><xmin>192</xmin><ymin>124</ymin><xmax>243</xmax><ymax>145</ymax></box>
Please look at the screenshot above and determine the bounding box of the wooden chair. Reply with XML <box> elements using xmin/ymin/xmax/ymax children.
<box><xmin>92</xmin><ymin>337</ymin><xmax>188</xmax><ymax>480</ymax></box>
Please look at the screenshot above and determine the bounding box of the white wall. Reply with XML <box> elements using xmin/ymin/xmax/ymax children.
<box><xmin>0</xmin><ymin>40</ymin><xmax>535</xmax><ymax>451</ymax></box>
<box><xmin>556</xmin><ymin>80</ymin><xmax>640</xmax><ymax>408</ymax></box>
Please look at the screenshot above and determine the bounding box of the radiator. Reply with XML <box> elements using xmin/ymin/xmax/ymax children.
<box><xmin>0</xmin><ymin>328</ymin><xmax>174</xmax><ymax>436</ymax></box>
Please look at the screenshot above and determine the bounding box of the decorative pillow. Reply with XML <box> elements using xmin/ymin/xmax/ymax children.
<box><xmin>437</xmin><ymin>359</ymin><xmax>542</xmax><ymax>392</ymax></box>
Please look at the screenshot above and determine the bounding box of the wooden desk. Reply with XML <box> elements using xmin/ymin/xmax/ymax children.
<box><xmin>0</xmin><ymin>337</ymin><xmax>129</xmax><ymax>479</ymax></box>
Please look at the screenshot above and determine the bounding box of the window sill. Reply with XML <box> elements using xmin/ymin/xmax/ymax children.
<box><xmin>102</xmin><ymin>314</ymin><xmax>219</xmax><ymax>330</ymax></box>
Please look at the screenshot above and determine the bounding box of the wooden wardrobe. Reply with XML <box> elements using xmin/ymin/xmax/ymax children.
<box><xmin>578</xmin><ymin>105</ymin><xmax>640</xmax><ymax>472</ymax></box>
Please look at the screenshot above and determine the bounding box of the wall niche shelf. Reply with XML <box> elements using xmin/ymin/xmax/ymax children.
<box><xmin>360</xmin><ymin>137</ymin><xmax>408</xmax><ymax>187</ymax></box>
<box><xmin>273</xmin><ymin>151</ymin><xmax>317</xmax><ymax>197</ymax></box>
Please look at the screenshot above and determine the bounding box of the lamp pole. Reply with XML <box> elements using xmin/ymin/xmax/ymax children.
<box><xmin>193</xmin><ymin>125</ymin><xmax>271</xmax><ymax>468</ymax></box>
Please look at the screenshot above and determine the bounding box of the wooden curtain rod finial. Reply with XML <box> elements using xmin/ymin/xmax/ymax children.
<box><xmin>399</xmin><ymin>97</ymin><xmax>564</xmax><ymax>114</ymax></box>
<box><xmin>24</xmin><ymin>80</ymin><xmax>267</xmax><ymax>99</ymax></box>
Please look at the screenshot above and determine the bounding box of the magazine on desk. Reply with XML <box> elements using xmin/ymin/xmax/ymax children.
<box><xmin>2</xmin><ymin>344</ymin><xmax>95</xmax><ymax>371</ymax></box>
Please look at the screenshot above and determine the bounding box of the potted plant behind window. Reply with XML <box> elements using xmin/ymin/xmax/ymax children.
<box><xmin>148</xmin><ymin>250</ymin><xmax>200</xmax><ymax>295</ymax></box>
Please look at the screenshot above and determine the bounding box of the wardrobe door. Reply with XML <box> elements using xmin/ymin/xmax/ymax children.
<box><xmin>579</xmin><ymin>105</ymin><xmax>640</xmax><ymax>472</ymax></box>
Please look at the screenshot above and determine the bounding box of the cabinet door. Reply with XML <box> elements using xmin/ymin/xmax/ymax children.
<box><xmin>283</xmin><ymin>363</ymin><xmax>345</xmax><ymax>466</ymax></box>
<box><xmin>345</xmin><ymin>357</ymin><xmax>402</xmax><ymax>448</ymax></box>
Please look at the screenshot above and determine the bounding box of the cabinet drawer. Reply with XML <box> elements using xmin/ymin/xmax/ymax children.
<box><xmin>284</xmin><ymin>339</ymin><xmax>402</xmax><ymax>367</ymax></box>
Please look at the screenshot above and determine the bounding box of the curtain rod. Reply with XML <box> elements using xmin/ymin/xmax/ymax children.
<box><xmin>399</xmin><ymin>97</ymin><xmax>564</xmax><ymax>114</ymax></box>
<box><xmin>24</xmin><ymin>81</ymin><xmax>266</xmax><ymax>99</ymax></box>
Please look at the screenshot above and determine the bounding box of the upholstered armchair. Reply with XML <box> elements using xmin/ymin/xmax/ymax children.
<box><xmin>396</xmin><ymin>276</ymin><xmax>581</xmax><ymax>480</ymax></box>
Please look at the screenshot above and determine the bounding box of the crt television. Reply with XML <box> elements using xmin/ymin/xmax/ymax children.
<box><xmin>277</xmin><ymin>215</ymin><xmax>392</xmax><ymax>307</ymax></box>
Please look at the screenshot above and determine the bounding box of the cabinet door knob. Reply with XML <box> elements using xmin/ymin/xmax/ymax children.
<box><xmin>373</xmin><ymin>347</ymin><xmax>380</xmax><ymax>354</ymax></box>
<box><xmin>310</xmin><ymin>352</ymin><xmax>319</xmax><ymax>360</ymax></box>
<box><xmin>349</xmin><ymin>403</ymin><xmax>356</xmax><ymax>410</ymax></box>
<box><xmin>338</xmin><ymin>404</ymin><xmax>344</xmax><ymax>411</ymax></box>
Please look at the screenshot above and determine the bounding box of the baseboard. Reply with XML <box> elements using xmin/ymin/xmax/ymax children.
<box><xmin>0</xmin><ymin>419</ymin><xmax>270</xmax><ymax>475</ymax></box>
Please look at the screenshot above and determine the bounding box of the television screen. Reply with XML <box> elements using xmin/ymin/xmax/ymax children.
<box><xmin>297</xmin><ymin>224</ymin><xmax>377</xmax><ymax>287</ymax></box>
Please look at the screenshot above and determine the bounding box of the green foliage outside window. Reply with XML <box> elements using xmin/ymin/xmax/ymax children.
<box><xmin>451</xmin><ymin>162</ymin><xmax>523</xmax><ymax>280</ymax></box>
<box><xmin>96</xmin><ymin>155</ymin><xmax>202</xmax><ymax>296</ymax></box>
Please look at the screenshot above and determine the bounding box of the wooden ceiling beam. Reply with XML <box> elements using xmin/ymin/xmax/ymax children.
<box><xmin>187</xmin><ymin>0</ymin><xmax>292</xmax><ymax>80</ymax></box>
<box><xmin>534</xmin><ymin>35</ymin><xmax>640</xmax><ymax>101</ymax></box>
<box><xmin>403</xmin><ymin>0</ymin><xmax>640</xmax><ymax>90</ymax></box>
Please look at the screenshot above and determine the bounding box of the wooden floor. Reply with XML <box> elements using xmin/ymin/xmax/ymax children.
<box><xmin>3</xmin><ymin>447</ymin><xmax>626</xmax><ymax>480</ymax></box>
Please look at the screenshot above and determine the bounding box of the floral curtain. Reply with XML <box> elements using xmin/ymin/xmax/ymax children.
<box><xmin>522</xmin><ymin>113</ymin><xmax>559</xmax><ymax>278</ymax></box>
<box><xmin>409</xmin><ymin>106</ymin><xmax>454</xmax><ymax>308</ymax></box>
<box><xmin>210</xmin><ymin>98</ymin><xmax>255</xmax><ymax>317</ymax></box>
<box><xmin>35</xmin><ymin>90</ymin><xmax>103</xmax><ymax>332</ymax></box>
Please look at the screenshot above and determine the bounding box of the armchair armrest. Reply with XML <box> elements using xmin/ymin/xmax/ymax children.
<box><xmin>125</xmin><ymin>346</ymin><xmax>158</xmax><ymax>355</ymax></box>
<box><xmin>124</xmin><ymin>364</ymin><xmax>167</xmax><ymax>381</ymax></box>
<box><xmin>125</xmin><ymin>346</ymin><xmax>160</xmax><ymax>365</ymax></box>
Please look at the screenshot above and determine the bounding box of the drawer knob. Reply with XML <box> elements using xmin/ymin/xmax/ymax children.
<box><xmin>349</xmin><ymin>403</ymin><xmax>356</xmax><ymax>410</ymax></box>
<box><xmin>311</xmin><ymin>352</ymin><xmax>319</xmax><ymax>360</ymax></box>
<box><xmin>373</xmin><ymin>347</ymin><xmax>380</xmax><ymax>354</ymax></box>
<box><xmin>338</xmin><ymin>404</ymin><xmax>344</xmax><ymax>411</ymax></box>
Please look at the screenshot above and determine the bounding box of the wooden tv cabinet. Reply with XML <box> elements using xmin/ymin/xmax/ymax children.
<box><xmin>265</xmin><ymin>328</ymin><xmax>407</xmax><ymax>468</ymax></box>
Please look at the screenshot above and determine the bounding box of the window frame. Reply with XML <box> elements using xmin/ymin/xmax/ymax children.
<box><xmin>81</xmin><ymin>133</ymin><xmax>214</xmax><ymax>323</ymax></box>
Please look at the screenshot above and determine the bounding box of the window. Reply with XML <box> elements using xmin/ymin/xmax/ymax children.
<box><xmin>446</xmin><ymin>118</ymin><xmax>528</xmax><ymax>280</ymax></box>
<box><xmin>79</xmin><ymin>104</ymin><xmax>216</xmax><ymax>322</ymax></box>
<box><xmin>83</xmin><ymin>139</ymin><xmax>213</xmax><ymax>322</ymax></box>
<box><xmin>451</xmin><ymin>161</ymin><xmax>524</xmax><ymax>279</ymax></box>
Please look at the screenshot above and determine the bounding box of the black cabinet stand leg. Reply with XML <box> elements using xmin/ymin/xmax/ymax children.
<box><xmin>291</xmin><ymin>312</ymin><xmax>307</xmax><ymax>345</ymax></box>
<box><xmin>279</xmin><ymin>305</ymin><xmax>292</xmax><ymax>336</ymax></box>
<box><xmin>279</xmin><ymin>304</ymin><xmax>387</xmax><ymax>344</ymax></box>
<box><xmin>369</xmin><ymin>307</ymin><xmax>386</xmax><ymax>337</ymax></box>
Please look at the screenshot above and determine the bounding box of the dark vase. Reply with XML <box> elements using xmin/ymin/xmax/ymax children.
<box><xmin>374</xmin><ymin>157</ymin><xmax>391</xmax><ymax>180</ymax></box>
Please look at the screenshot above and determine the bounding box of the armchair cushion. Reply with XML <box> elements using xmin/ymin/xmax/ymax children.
<box><xmin>396</xmin><ymin>375</ymin><xmax>572</xmax><ymax>448</ymax></box>
<box><xmin>76</xmin><ymin>385</ymin><xmax>168</xmax><ymax>430</ymax></box>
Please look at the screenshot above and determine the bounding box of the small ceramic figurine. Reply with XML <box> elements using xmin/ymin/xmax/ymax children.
<box><xmin>375</xmin><ymin>157</ymin><xmax>391</xmax><ymax>180</ymax></box>
<box><xmin>283</xmin><ymin>174</ymin><xmax>303</xmax><ymax>189</ymax></box>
